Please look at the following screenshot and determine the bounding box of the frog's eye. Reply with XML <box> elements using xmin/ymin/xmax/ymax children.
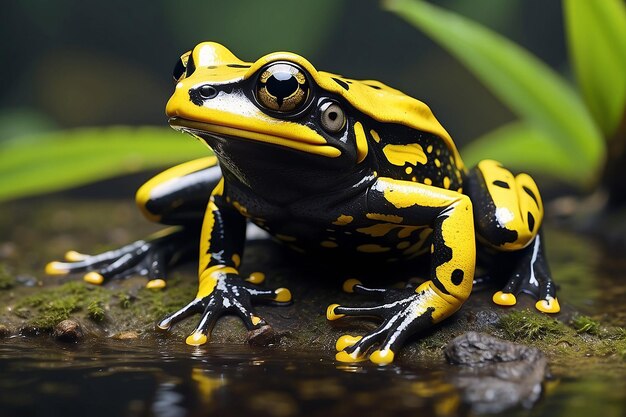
<box><xmin>319</xmin><ymin>101</ymin><xmax>346</xmax><ymax>133</ymax></box>
<box><xmin>173</xmin><ymin>51</ymin><xmax>193</xmax><ymax>83</ymax></box>
<box><xmin>256</xmin><ymin>63</ymin><xmax>309</xmax><ymax>112</ymax></box>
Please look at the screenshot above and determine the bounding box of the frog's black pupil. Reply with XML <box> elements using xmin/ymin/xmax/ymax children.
<box><xmin>328</xmin><ymin>112</ymin><xmax>338</xmax><ymax>121</ymax></box>
<box><xmin>266</xmin><ymin>73</ymin><xmax>298</xmax><ymax>106</ymax></box>
<box><xmin>199</xmin><ymin>85</ymin><xmax>217</xmax><ymax>99</ymax></box>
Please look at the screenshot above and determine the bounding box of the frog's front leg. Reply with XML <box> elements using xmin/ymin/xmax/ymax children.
<box><xmin>466</xmin><ymin>160</ymin><xmax>559</xmax><ymax>313</ymax></box>
<box><xmin>45</xmin><ymin>157</ymin><xmax>220</xmax><ymax>288</ymax></box>
<box><xmin>328</xmin><ymin>178</ymin><xmax>475</xmax><ymax>365</ymax></box>
<box><xmin>157</xmin><ymin>183</ymin><xmax>291</xmax><ymax>346</ymax></box>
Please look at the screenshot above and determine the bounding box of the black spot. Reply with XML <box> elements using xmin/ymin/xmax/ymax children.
<box><xmin>227</xmin><ymin>63</ymin><xmax>251</xmax><ymax>68</ymax></box>
<box><xmin>451</xmin><ymin>269</ymin><xmax>464</xmax><ymax>285</ymax></box>
<box><xmin>189</xmin><ymin>88</ymin><xmax>204</xmax><ymax>106</ymax></box>
<box><xmin>366</xmin><ymin>84</ymin><xmax>382</xmax><ymax>90</ymax></box>
<box><xmin>332</xmin><ymin>77</ymin><xmax>350</xmax><ymax>90</ymax></box>
<box><xmin>492</xmin><ymin>180</ymin><xmax>510</xmax><ymax>189</ymax></box>
<box><xmin>523</xmin><ymin>186</ymin><xmax>539</xmax><ymax>207</ymax></box>
<box><xmin>207</xmin><ymin>65</ymin><xmax>218</xmax><ymax>69</ymax></box>
<box><xmin>527</xmin><ymin>212</ymin><xmax>535</xmax><ymax>232</ymax></box>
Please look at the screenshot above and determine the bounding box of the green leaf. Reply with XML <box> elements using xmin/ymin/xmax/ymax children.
<box><xmin>0</xmin><ymin>126</ymin><xmax>208</xmax><ymax>202</ymax></box>
<box><xmin>385</xmin><ymin>0</ymin><xmax>605</xmax><ymax>188</ymax></box>
<box><xmin>461</xmin><ymin>122</ymin><xmax>579</xmax><ymax>184</ymax></box>
<box><xmin>564</xmin><ymin>0</ymin><xmax>626</xmax><ymax>138</ymax></box>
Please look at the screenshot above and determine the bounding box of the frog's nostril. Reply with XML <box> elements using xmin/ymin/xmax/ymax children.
<box><xmin>199</xmin><ymin>85</ymin><xmax>218</xmax><ymax>99</ymax></box>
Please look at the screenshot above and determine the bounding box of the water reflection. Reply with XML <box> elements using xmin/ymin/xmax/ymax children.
<box><xmin>0</xmin><ymin>336</ymin><xmax>623</xmax><ymax>417</ymax></box>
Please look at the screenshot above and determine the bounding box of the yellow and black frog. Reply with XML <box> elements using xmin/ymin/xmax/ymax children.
<box><xmin>47</xmin><ymin>42</ymin><xmax>559</xmax><ymax>365</ymax></box>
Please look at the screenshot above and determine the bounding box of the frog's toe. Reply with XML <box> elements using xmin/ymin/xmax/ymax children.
<box><xmin>146</xmin><ymin>279</ymin><xmax>167</xmax><ymax>289</ymax></box>
<box><xmin>535</xmin><ymin>296</ymin><xmax>560</xmax><ymax>314</ymax></box>
<box><xmin>157</xmin><ymin>299</ymin><xmax>203</xmax><ymax>332</ymax></box>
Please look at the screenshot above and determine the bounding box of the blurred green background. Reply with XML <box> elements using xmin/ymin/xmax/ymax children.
<box><xmin>0</xmin><ymin>0</ymin><xmax>578</xmax><ymax>199</ymax></box>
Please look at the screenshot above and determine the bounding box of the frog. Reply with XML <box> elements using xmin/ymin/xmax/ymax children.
<box><xmin>46</xmin><ymin>42</ymin><xmax>560</xmax><ymax>365</ymax></box>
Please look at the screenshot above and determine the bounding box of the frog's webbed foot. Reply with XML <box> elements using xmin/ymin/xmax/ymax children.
<box><xmin>327</xmin><ymin>279</ymin><xmax>437</xmax><ymax>366</ymax></box>
<box><xmin>491</xmin><ymin>235</ymin><xmax>560</xmax><ymax>314</ymax></box>
<box><xmin>45</xmin><ymin>227</ymin><xmax>196</xmax><ymax>289</ymax></box>
<box><xmin>157</xmin><ymin>269</ymin><xmax>291</xmax><ymax>345</ymax></box>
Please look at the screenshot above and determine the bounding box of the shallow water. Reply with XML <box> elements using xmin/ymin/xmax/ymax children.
<box><xmin>1</xmin><ymin>336</ymin><xmax>624</xmax><ymax>417</ymax></box>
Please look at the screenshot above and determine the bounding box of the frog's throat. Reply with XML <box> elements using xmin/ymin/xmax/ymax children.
<box><xmin>168</xmin><ymin>117</ymin><xmax>341</xmax><ymax>158</ymax></box>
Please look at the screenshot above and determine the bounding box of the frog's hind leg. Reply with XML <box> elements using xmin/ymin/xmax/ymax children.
<box><xmin>46</xmin><ymin>156</ymin><xmax>221</xmax><ymax>288</ymax></box>
<box><xmin>466</xmin><ymin>160</ymin><xmax>560</xmax><ymax>313</ymax></box>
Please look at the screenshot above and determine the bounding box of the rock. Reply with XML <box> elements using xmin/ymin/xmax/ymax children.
<box><xmin>0</xmin><ymin>324</ymin><xmax>10</xmax><ymax>338</ymax></box>
<box><xmin>444</xmin><ymin>332</ymin><xmax>548</xmax><ymax>414</ymax></box>
<box><xmin>247</xmin><ymin>324</ymin><xmax>278</xmax><ymax>346</ymax></box>
<box><xmin>52</xmin><ymin>319</ymin><xmax>84</xmax><ymax>343</ymax></box>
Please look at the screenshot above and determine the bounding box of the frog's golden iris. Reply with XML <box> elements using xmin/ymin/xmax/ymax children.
<box><xmin>255</xmin><ymin>63</ymin><xmax>310</xmax><ymax>113</ymax></box>
<box><xmin>46</xmin><ymin>42</ymin><xmax>560</xmax><ymax>366</ymax></box>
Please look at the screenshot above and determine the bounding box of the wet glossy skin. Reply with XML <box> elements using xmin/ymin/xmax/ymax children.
<box><xmin>47</xmin><ymin>42</ymin><xmax>559</xmax><ymax>365</ymax></box>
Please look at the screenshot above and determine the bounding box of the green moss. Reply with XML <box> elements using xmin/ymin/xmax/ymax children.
<box><xmin>498</xmin><ymin>309</ymin><xmax>568</xmax><ymax>342</ymax></box>
<box><xmin>12</xmin><ymin>281</ymin><xmax>110</xmax><ymax>330</ymax></box>
<box><xmin>572</xmin><ymin>315</ymin><xmax>601</xmax><ymax>335</ymax></box>
<box><xmin>0</xmin><ymin>264</ymin><xmax>16</xmax><ymax>290</ymax></box>
<box><xmin>87</xmin><ymin>301</ymin><xmax>105</xmax><ymax>322</ymax></box>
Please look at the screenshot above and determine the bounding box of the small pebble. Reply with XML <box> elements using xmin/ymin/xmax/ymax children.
<box><xmin>112</xmin><ymin>331</ymin><xmax>139</xmax><ymax>340</ymax></box>
<box><xmin>248</xmin><ymin>324</ymin><xmax>278</xmax><ymax>346</ymax></box>
<box><xmin>53</xmin><ymin>319</ymin><xmax>84</xmax><ymax>343</ymax></box>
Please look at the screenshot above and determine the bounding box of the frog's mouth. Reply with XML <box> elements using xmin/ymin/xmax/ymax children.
<box><xmin>168</xmin><ymin>117</ymin><xmax>341</xmax><ymax>158</ymax></box>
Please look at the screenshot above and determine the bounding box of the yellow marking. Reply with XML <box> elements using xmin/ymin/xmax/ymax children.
<box><xmin>336</xmin><ymin>350</ymin><xmax>368</xmax><ymax>363</ymax></box>
<box><xmin>382</xmin><ymin>143</ymin><xmax>427</xmax><ymax>166</ymax></box>
<box><xmin>274</xmin><ymin>288</ymin><xmax>292</xmax><ymax>302</ymax></box>
<box><xmin>246</xmin><ymin>272</ymin><xmax>265</xmax><ymax>284</ymax></box>
<box><xmin>333</xmin><ymin>215</ymin><xmax>353</xmax><ymax>225</ymax></box>
<box><xmin>168</xmin><ymin>117</ymin><xmax>341</xmax><ymax>158</ymax></box>
<box><xmin>135</xmin><ymin>157</ymin><xmax>218</xmax><ymax>222</ymax></box>
<box><xmin>251</xmin><ymin>316</ymin><xmax>262</xmax><ymax>326</ymax></box>
<box><xmin>231</xmin><ymin>254</ymin><xmax>241</xmax><ymax>268</ymax></box>
<box><xmin>370</xmin><ymin>129</ymin><xmax>381</xmax><ymax>143</ymax></box>
<box><xmin>198</xmin><ymin>200</ymin><xmax>218</xmax><ymax>275</ymax></box>
<box><xmin>443</xmin><ymin>176</ymin><xmax>451</xmax><ymax>189</ymax></box>
<box><xmin>405</xmin><ymin>166</ymin><xmax>413</xmax><ymax>174</ymax></box>
<box><xmin>402</xmin><ymin>229</ymin><xmax>433</xmax><ymax>257</ymax></box>
<box><xmin>427</xmin><ymin>145</ymin><xmax>434</xmax><ymax>153</ymax></box>
<box><xmin>342</xmin><ymin>279</ymin><xmax>362</xmax><ymax>293</ymax></box>
<box><xmin>492</xmin><ymin>291</ymin><xmax>517</xmax><ymax>306</ymax></box>
<box><xmin>326</xmin><ymin>304</ymin><xmax>344</xmax><ymax>320</ymax></box>
<box><xmin>366</xmin><ymin>213</ymin><xmax>403</xmax><ymax>223</ymax></box>
<box><xmin>212</xmin><ymin>178</ymin><xmax>224</xmax><ymax>196</ymax></box>
<box><xmin>356</xmin><ymin>244</ymin><xmax>391</xmax><ymax>253</ymax></box>
<box><xmin>536</xmin><ymin>297</ymin><xmax>560</xmax><ymax>313</ymax></box>
<box><xmin>354</xmin><ymin>121</ymin><xmax>368</xmax><ymax>163</ymax></box>
<box><xmin>196</xmin><ymin>266</ymin><xmax>238</xmax><ymax>299</ymax></box>
<box><xmin>146</xmin><ymin>279</ymin><xmax>166</xmax><ymax>289</ymax></box>
<box><xmin>64</xmin><ymin>250</ymin><xmax>88</xmax><ymax>262</ymax></box>
<box><xmin>435</xmin><ymin>158</ymin><xmax>441</xmax><ymax>168</ymax></box>
<box><xmin>424</xmin><ymin>178</ymin><xmax>432</xmax><ymax>185</ymax></box>
<box><xmin>411</xmin><ymin>177</ymin><xmax>417</xmax><ymax>182</ymax></box>
<box><xmin>321</xmin><ymin>241</ymin><xmax>338</xmax><ymax>248</ymax></box>
<box><xmin>45</xmin><ymin>261</ymin><xmax>69</xmax><ymax>276</ymax></box>
<box><xmin>397</xmin><ymin>241</ymin><xmax>411</xmax><ymax>249</ymax></box>
<box><xmin>336</xmin><ymin>334</ymin><xmax>362</xmax><ymax>351</ymax></box>
<box><xmin>289</xmin><ymin>244</ymin><xmax>305</xmax><ymax>254</ymax></box>
<box><xmin>369</xmin><ymin>349</ymin><xmax>395</xmax><ymax>365</ymax></box>
<box><xmin>232</xmin><ymin>201</ymin><xmax>249</xmax><ymax>217</ymax></box>
<box><xmin>83</xmin><ymin>272</ymin><xmax>104</xmax><ymax>285</ymax></box>
<box><xmin>276</xmin><ymin>234</ymin><xmax>297</xmax><ymax>242</ymax></box>
<box><xmin>186</xmin><ymin>331</ymin><xmax>208</xmax><ymax>346</ymax></box>
<box><xmin>356</xmin><ymin>223</ymin><xmax>421</xmax><ymax>238</ymax></box>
